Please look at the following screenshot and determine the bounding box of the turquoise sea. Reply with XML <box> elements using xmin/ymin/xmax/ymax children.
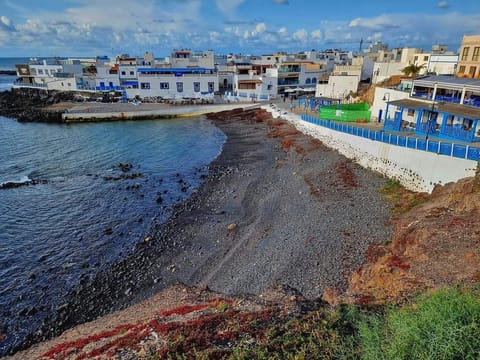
<box><xmin>0</xmin><ymin>115</ymin><xmax>226</xmax><ymax>355</ymax></box>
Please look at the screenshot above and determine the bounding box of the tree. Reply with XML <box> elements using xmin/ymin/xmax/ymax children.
<box><xmin>401</xmin><ymin>63</ymin><xmax>426</xmax><ymax>77</ymax></box>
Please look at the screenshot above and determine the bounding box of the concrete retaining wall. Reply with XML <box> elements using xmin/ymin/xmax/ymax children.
<box><xmin>263</xmin><ymin>105</ymin><xmax>478</xmax><ymax>193</ymax></box>
<box><xmin>62</xmin><ymin>103</ymin><xmax>259</xmax><ymax>123</ymax></box>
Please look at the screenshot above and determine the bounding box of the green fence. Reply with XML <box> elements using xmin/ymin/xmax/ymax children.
<box><xmin>319</xmin><ymin>102</ymin><xmax>371</xmax><ymax>122</ymax></box>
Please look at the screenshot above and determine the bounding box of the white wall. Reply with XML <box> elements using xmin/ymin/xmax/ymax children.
<box><xmin>136</xmin><ymin>74</ymin><xmax>218</xmax><ymax>99</ymax></box>
<box><xmin>45</xmin><ymin>77</ymin><xmax>78</xmax><ymax>91</ymax></box>
<box><xmin>427</xmin><ymin>54</ymin><xmax>459</xmax><ymax>75</ymax></box>
<box><xmin>315</xmin><ymin>75</ymin><xmax>359</xmax><ymax>99</ymax></box>
<box><xmin>262</xmin><ymin>106</ymin><xmax>477</xmax><ymax>193</ymax></box>
<box><xmin>371</xmin><ymin>87</ymin><xmax>410</xmax><ymax>121</ymax></box>
<box><xmin>372</xmin><ymin>62</ymin><xmax>408</xmax><ymax>84</ymax></box>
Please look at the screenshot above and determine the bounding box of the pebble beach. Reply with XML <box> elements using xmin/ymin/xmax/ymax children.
<box><xmin>7</xmin><ymin>105</ymin><xmax>393</xmax><ymax>355</ymax></box>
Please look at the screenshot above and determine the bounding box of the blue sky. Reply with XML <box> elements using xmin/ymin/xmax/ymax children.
<box><xmin>1</xmin><ymin>0</ymin><xmax>479</xmax><ymax>57</ymax></box>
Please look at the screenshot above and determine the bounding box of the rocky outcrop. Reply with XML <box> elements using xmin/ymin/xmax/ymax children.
<box><xmin>0</xmin><ymin>88</ymin><xmax>73</xmax><ymax>122</ymax></box>
<box><xmin>333</xmin><ymin>170</ymin><xmax>480</xmax><ymax>305</ymax></box>
<box><xmin>0</xmin><ymin>178</ymin><xmax>48</xmax><ymax>189</ymax></box>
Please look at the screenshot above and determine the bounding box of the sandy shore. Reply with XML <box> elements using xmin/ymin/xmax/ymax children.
<box><xmin>7</xmin><ymin>107</ymin><xmax>393</xmax><ymax>356</ymax></box>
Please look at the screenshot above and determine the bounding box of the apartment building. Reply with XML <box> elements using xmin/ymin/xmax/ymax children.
<box><xmin>458</xmin><ymin>34</ymin><xmax>480</xmax><ymax>78</ymax></box>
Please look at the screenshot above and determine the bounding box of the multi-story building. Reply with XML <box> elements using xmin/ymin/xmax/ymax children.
<box><xmin>232</xmin><ymin>63</ymin><xmax>277</xmax><ymax>100</ymax></box>
<box><xmin>136</xmin><ymin>67</ymin><xmax>218</xmax><ymax>99</ymax></box>
<box><xmin>457</xmin><ymin>34</ymin><xmax>480</xmax><ymax>78</ymax></box>
<box><xmin>277</xmin><ymin>61</ymin><xmax>326</xmax><ymax>93</ymax></box>
<box><xmin>170</xmin><ymin>49</ymin><xmax>215</xmax><ymax>68</ymax></box>
<box><xmin>15</xmin><ymin>58</ymin><xmax>83</xmax><ymax>91</ymax></box>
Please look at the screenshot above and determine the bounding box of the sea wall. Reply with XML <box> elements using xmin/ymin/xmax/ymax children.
<box><xmin>263</xmin><ymin>105</ymin><xmax>478</xmax><ymax>193</ymax></box>
<box><xmin>62</xmin><ymin>104</ymin><xmax>260</xmax><ymax>122</ymax></box>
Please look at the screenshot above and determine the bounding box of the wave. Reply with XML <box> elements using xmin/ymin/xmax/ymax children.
<box><xmin>0</xmin><ymin>175</ymin><xmax>31</xmax><ymax>185</ymax></box>
<box><xmin>0</xmin><ymin>176</ymin><xmax>49</xmax><ymax>190</ymax></box>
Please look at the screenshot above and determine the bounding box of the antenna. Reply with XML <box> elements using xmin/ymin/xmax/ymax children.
<box><xmin>359</xmin><ymin>38</ymin><xmax>363</xmax><ymax>52</ymax></box>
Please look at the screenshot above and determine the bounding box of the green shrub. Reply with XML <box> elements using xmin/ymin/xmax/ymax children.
<box><xmin>359</xmin><ymin>287</ymin><xmax>480</xmax><ymax>360</ymax></box>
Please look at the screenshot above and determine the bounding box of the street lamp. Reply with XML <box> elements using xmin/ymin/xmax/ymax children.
<box><xmin>382</xmin><ymin>92</ymin><xmax>390</xmax><ymax>123</ymax></box>
<box><xmin>425</xmin><ymin>100</ymin><xmax>438</xmax><ymax>141</ymax></box>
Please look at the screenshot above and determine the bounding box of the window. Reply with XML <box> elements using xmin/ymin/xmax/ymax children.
<box><xmin>407</xmin><ymin>108</ymin><xmax>415</xmax><ymax>116</ymax></box>
<box><xmin>160</xmin><ymin>82</ymin><xmax>169</xmax><ymax>89</ymax></box>
<box><xmin>176</xmin><ymin>82</ymin><xmax>183</xmax><ymax>92</ymax></box>
<box><xmin>311</xmin><ymin>77</ymin><xmax>317</xmax><ymax>84</ymax></box>
<box><xmin>130</xmin><ymin>71</ymin><xmax>134</xmax><ymax>76</ymax></box>
<box><xmin>459</xmin><ymin>65</ymin><xmax>466</xmax><ymax>74</ymax></box>
<box><xmin>121</xmin><ymin>71</ymin><xmax>126</xmax><ymax>75</ymax></box>
<box><xmin>473</xmin><ymin>47</ymin><xmax>480</xmax><ymax>61</ymax></box>
<box><xmin>423</xmin><ymin>55</ymin><xmax>429</xmax><ymax>61</ymax></box>
<box><xmin>414</xmin><ymin>56</ymin><xmax>418</xmax><ymax>62</ymax></box>
<box><xmin>469</xmin><ymin>66</ymin><xmax>477</xmax><ymax>77</ymax></box>
<box><xmin>208</xmin><ymin>82</ymin><xmax>214</xmax><ymax>93</ymax></box>
<box><xmin>267</xmin><ymin>84</ymin><xmax>272</xmax><ymax>90</ymax></box>
<box><xmin>141</xmin><ymin>82</ymin><xmax>150</xmax><ymax>89</ymax></box>
<box><xmin>462</xmin><ymin>47</ymin><xmax>470</xmax><ymax>61</ymax></box>
<box><xmin>193</xmin><ymin>82</ymin><xmax>200</xmax><ymax>92</ymax></box>
<box><xmin>38</xmin><ymin>69</ymin><xmax>44</xmax><ymax>74</ymax></box>
<box><xmin>305</xmin><ymin>78</ymin><xmax>311</xmax><ymax>84</ymax></box>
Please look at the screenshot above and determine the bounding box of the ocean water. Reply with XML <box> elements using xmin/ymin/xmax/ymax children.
<box><xmin>0</xmin><ymin>57</ymin><xmax>42</xmax><ymax>92</ymax></box>
<box><xmin>0</xmin><ymin>75</ymin><xmax>16</xmax><ymax>92</ymax></box>
<box><xmin>0</xmin><ymin>116</ymin><xmax>226</xmax><ymax>354</ymax></box>
<box><xmin>0</xmin><ymin>57</ymin><xmax>30</xmax><ymax>71</ymax></box>
<box><xmin>0</xmin><ymin>57</ymin><xmax>27</xmax><ymax>92</ymax></box>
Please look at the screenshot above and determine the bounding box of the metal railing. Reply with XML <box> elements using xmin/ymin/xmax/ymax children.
<box><xmin>301</xmin><ymin>114</ymin><xmax>480</xmax><ymax>161</ymax></box>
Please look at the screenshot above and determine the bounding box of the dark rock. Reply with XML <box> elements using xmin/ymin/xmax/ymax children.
<box><xmin>0</xmin><ymin>88</ymin><xmax>72</xmax><ymax>123</ymax></box>
<box><xmin>118</xmin><ymin>163</ymin><xmax>132</xmax><ymax>172</ymax></box>
<box><xmin>104</xmin><ymin>228</ymin><xmax>113</xmax><ymax>235</ymax></box>
<box><xmin>156</xmin><ymin>195</ymin><xmax>163</xmax><ymax>203</ymax></box>
<box><xmin>0</xmin><ymin>178</ymin><xmax>48</xmax><ymax>190</ymax></box>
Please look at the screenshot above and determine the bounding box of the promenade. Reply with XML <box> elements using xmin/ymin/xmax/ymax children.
<box><xmin>61</xmin><ymin>101</ymin><xmax>259</xmax><ymax>122</ymax></box>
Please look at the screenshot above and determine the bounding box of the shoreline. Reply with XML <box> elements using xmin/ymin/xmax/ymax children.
<box><xmin>5</xmin><ymin>107</ymin><xmax>393</xmax><ymax>356</ymax></box>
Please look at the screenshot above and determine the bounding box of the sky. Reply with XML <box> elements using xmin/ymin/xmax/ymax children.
<box><xmin>0</xmin><ymin>0</ymin><xmax>479</xmax><ymax>58</ymax></box>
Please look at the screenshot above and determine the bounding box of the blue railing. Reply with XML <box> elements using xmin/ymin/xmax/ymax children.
<box><xmin>300</xmin><ymin>114</ymin><xmax>480</xmax><ymax>161</ymax></box>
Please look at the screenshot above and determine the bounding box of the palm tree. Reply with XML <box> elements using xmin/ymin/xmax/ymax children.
<box><xmin>402</xmin><ymin>63</ymin><xmax>426</xmax><ymax>77</ymax></box>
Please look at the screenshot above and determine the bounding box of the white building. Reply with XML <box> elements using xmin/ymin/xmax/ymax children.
<box><xmin>135</xmin><ymin>67</ymin><xmax>218</xmax><ymax>99</ymax></box>
<box><xmin>14</xmin><ymin>58</ymin><xmax>84</xmax><ymax>91</ymax></box>
<box><xmin>278</xmin><ymin>61</ymin><xmax>326</xmax><ymax>93</ymax></box>
<box><xmin>233</xmin><ymin>66</ymin><xmax>278</xmax><ymax>101</ymax></box>
<box><xmin>315</xmin><ymin>74</ymin><xmax>359</xmax><ymax>99</ymax></box>
<box><xmin>372</xmin><ymin>61</ymin><xmax>409</xmax><ymax>84</ymax></box>
<box><xmin>371</xmin><ymin>86</ymin><xmax>410</xmax><ymax>122</ymax></box>
<box><xmin>426</xmin><ymin>54</ymin><xmax>459</xmax><ymax>75</ymax></box>
<box><xmin>170</xmin><ymin>49</ymin><xmax>215</xmax><ymax>68</ymax></box>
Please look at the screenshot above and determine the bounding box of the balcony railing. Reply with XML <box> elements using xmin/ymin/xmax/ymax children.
<box><xmin>13</xmin><ymin>80</ymin><xmax>47</xmax><ymax>88</ymax></box>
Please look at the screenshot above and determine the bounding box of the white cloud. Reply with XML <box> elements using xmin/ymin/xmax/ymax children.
<box><xmin>311</xmin><ymin>29</ymin><xmax>323</xmax><ymax>40</ymax></box>
<box><xmin>293</xmin><ymin>29</ymin><xmax>308</xmax><ymax>42</ymax></box>
<box><xmin>1</xmin><ymin>16</ymin><xmax>12</xmax><ymax>28</ymax></box>
<box><xmin>349</xmin><ymin>14</ymin><xmax>400</xmax><ymax>30</ymax></box>
<box><xmin>438</xmin><ymin>1</ymin><xmax>449</xmax><ymax>9</ymax></box>
<box><xmin>216</xmin><ymin>0</ymin><xmax>245</xmax><ymax>17</ymax></box>
<box><xmin>255</xmin><ymin>22</ymin><xmax>266</xmax><ymax>34</ymax></box>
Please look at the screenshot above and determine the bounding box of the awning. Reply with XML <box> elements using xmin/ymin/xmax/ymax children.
<box><xmin>238</xmin><ymin>79</ymin><xmax>262</xmax><ymax>84</ymax></box>
<box><xmin>389</xmin><ymin>98</ymin><xmax>480</xmax><ymax>119</ymax></box>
